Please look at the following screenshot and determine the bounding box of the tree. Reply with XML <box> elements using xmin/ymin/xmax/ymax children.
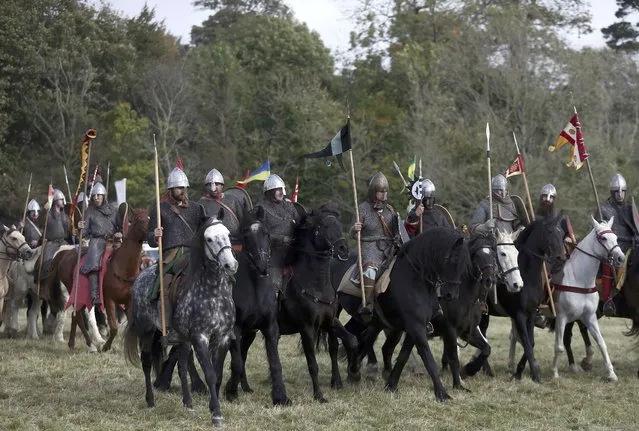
<box><xmin>602</xmin><ymin>0</ymin><xmax>639</xmax><ymax>51</ymax></box>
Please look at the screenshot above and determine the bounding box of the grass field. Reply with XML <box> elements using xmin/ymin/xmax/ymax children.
<box><xmin>1</xmin><ymin>312</ymin><xmax>638</xmax><ymax>431</ymax></box>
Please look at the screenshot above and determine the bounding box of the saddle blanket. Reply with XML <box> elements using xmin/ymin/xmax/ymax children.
<box><xmin>337</xmin><ymin>257</ymin><xmax>397</xmax><ymax>298</ymax></box>
<box><xmin>66</xmin><ymin>249</ymin><xmax>113</xmax><ymax>312</ymax></box>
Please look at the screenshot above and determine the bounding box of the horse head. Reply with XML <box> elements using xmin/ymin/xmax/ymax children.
<box><xmin>128</xmin><ymin>209</ymin><xmax>149</xmax><ymax>242</ymax></box>
<box><xmin>468</xmin><ymin>234</ymin><xmax>497</xmax><ymax>296</ymax></box>
<box><xmin>494</xmin><ymin>227</ymin><xmax>523</xmax><ymax>293</ymax></box>
<box><xmin>517</xmin><ymin>212</ymin><xmax>566</xmax><ymax>273</ymax></box>
<box><xmin>201</xmin><ymin>208</ymin><xmax>238</xmax><ymax>275</ymax></box>
<box><xmin>308</xmin><ymin>203</ymin><xmax>349</xmax><ymax>261</ymax></box>
<box><xmin>242</xmin><ymin>206</ymin><xmax>271</xmax><ymax>276</ymax></box>
<box><xmin>1</xmin><ymin>224</ymin><xmax>33</xmax><ymax>260</ymax></box>
<box><xmin>590</xmin><ymin>216</ymin><xmax>625</xmax><ymax>267</ymax></box>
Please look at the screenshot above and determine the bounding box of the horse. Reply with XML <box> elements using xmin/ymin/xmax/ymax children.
<box><xmin>550</xmin><ymin>216</ymin><xmax>626</xmax><ymax>381</ymax></box>
<box><xmin>479</xmin><ymin>215</ymin><xmax>566</xmax><ymax>382</ymax></box>
<box><xmin>97</xmin><ymin>208</ymin><xmax>148</xmax><ymax>352</ymax></box>
<box><xmin>0</xmin><ymin>225</ymin><xmax>34</xmax><ymax>328</ymax></box>
<box><xmin>153</xmin><ymin>206</ymin><xmax>292</xmax><ymax>405</ymax></box>
<box><xmin>347</xmin><ymin>228</ymin><xmax>471</xmax><ymax>401</ymax></box>
<box><xmin>376</xmin><ymin>233</ymin><xmax>499</xmax><ymax>390</ymax></box>
<box><xmin>4</xmin><ymin>246</ymin><xmax>42</xmax><ymax>339</ymax></box>
<box><xmin>552</xmin><ymin>238</ymin><xmax>639</xmax><ymax>375</ymax></box>
<box><xmin>124</xmin><ymin>212</ymin><xmax>238</xmax><ymax>428</ymax></box>
<box><xmin>239</xmin><ymin>203</ymin><xmax>353</xmax><ymax>403</ymax></box>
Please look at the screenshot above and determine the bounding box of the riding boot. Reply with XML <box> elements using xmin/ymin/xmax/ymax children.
<box><xmin>534</xmin><ymin>309</ymin><xmax>547</xmax><ymax>329</ymax></box>
<box><xmin>161</xmin><ymin>288</ymin><xmax>181</xmax><ymax>347</ymax></box>
<box><xmin>357</xmin><ymin>276</ymin><xmax>376</xmax><ymax>322</ymax></box>
<box><xmin>89</xmin><ymin>273</ymin><xmax>101</xmax><ymax>306</ymax></box>
<box><xmin>603</xmin><ymin>293</ymin><xmax>617</xmax><ymax>317</ymax></box>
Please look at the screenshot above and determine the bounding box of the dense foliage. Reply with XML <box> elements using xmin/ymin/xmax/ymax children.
<box><xmin>1</xmin><ymin>0</ymin><xmax>637</xmax><ymax>234</ymax></box>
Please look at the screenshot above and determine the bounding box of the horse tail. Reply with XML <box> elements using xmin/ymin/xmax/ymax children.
<box><xmin>123</xmin><ymin>313</ymin><xmax>141</xmax><ymax>368</ymax></box>
<box><xmin>46</xmin><ymin>252</ymin><xmax>65</xmax><ymax>313</ymax></box>
<box><xmin>623</xmin><ymin>320</ymin><xmax>639</xmax><ymax>339</ymax></box>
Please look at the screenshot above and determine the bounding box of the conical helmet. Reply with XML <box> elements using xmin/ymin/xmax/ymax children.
<box><xmin>167</xmin><ymin>168</ymin><xmax>189</xmax><ymax>189</ymax></box>
<box><xmin>205</xmin><ymin>168</ymin><xmax>224</xmax><ymax>185</ymax></box>
<box><xmin>27</xmin><ymin>199</ymin><xmax>40</xmax><ymax>213</ymax></box>
<box><xmin>609</xmin><ymin>173</ymin><xmax>627</xmax><ymax>191</ymax></box>
<box><xmin>368</xmin><ymin>172</ymin><xmax>389</xmax><ymax>202</ymax></box>
<box><xmin>52</xmin><ymin>189</ymin><xmax>66</xmax><ymax>205</ymax></box>
<box><xmin>91</xmin><ymin>182</ymin><xmax>106</xmax><ymax>196</ymax></box>
<box><xmin>263</xmin><ymin>174</ymin><xmax>286</xmax><ymax>195</ymax></box>
<box><xmin>421</xmin><ymin>179</ymin><xmax>436</xmax><ymax>198</ymax></box>
<box><xmin>540</xmin><ymin>184</ymin><xmax>556</xmax><ymax>199</ymax></box>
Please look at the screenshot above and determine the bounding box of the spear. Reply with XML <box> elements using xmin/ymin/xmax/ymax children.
<box><xmin>392</xmin><ymin>161</ymin><xmax>409</xmax><ymax>187</ymax></box>
<box><xmin>36</xmin><ymin>181</ymin><xmax>53</xmax><ymax>297</ymax></box>
<box><xmin>20</xmin><ymin>173</ymin><xmax>33</xmax><ymax>234</ymax></box>
<box><xmin>486</xmin><ymin>122</ymin><xmax>497</xmax><ymax>303</ymax></box>
<box><xmin>105</xmin><ymin>161</ymin><xmax>111</xmax><ymax>201</ymax></box>
<box><xmin>153</xmin><ymin>135</ymin><xmax>167</xmax><ymax>337</ymax></box>
<box><xmin>63</xmin><ymin>165</ymin><xmax>73</xmax><ymax>203</ymax></box>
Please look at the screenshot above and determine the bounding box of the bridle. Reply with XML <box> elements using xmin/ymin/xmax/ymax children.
<box><xmin>0</xmin><ymin>231</ymin><xmax>30</xmax><ymax>261</ymax></box>
<box><xmin>312</xmin><ymin>214</ymin><xmax>348</xmax><ymax>261</ymax></box>
<box><xmin>574</xmin><ymin>229</ymin><xmax>621</xmax><ymax>264</ymax></box>
<box><xmin>204</xmin><ymin>221</ymin><xmax>233</xmax><ymax>266</ymax></box>
<box><xmin>243</xmin><ymin>222</ymin><xmax>271</xmax><ymax>271</ymax></box>
<box><xmin>495</xmin><ymin>241</ymin><xmax>520</xmax><ymax>280</ymax></box>
<box><xmin>472</xmin><ymin>245</ymin><xmax>497</xmax><ymax>284</ymax></box>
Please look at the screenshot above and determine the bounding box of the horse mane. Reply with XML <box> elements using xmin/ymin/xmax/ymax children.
<box><xmin>315</xmin><ymin>202</ymin><xmax>341</xmax><ymax>219</ymax></box>
<box><xmin>514</xmin><ymin>220</ymin><xmax>536</xmax><ymax>249</ymax></box>
<box><xmin>468</xmin><ymin>234</ymin><xmax>495</xmax><ymax>255</ymax></box>
<box><xmin>399</xmin><ymin>227</ymin><xmax>471</xmax><ymax>282</ymax></box>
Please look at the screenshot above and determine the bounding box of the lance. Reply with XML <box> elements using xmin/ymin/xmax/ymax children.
<box><xmin>71</xmin><ymin>131</ymin><xmax>97</xmax><ymax>316</ymax></box>
<box><xmin>486</xmin><ymin>123</ymin><xmax>498</xmax><ymax>303</ymax></box>
<box><xmin>153</xmin><ymin>134</ymin><xmax>167</xmax><ymax>337</ymax></box>
<box><xmin>574</xmin><ymin>106</ymin><xmax>602</xmax><ymax>220</ymax></box>
<box><xmin>63</xmin><ymin>165</ymin><xmax>73</xmax><ymax>204</ymax></box>
<box><xmin>20</xmin><ymin>173</ymin><xmax>33</xmax><ymax>234</ymax></box>
<box><xmin>36</xmin><ymin>181</ymin><xmax>53</xmax><ymax>297</ymax></box>
<box><xmin>513</xmin><ymin>132</ymin><xmax>556</xmax><ymax>317</ymax></box>
<box><xmin>105</xmin><ymin>161</ymin><xmax>111</xmax><ymax>201</ymax></box>
<box><xmin>392</xmin><ymin>161</ymin><xmax>409</xmax><ymax>187</ymax></box>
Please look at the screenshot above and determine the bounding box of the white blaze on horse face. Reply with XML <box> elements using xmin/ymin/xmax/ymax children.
<box><xmin>593</xmin><ymin>217</ymin><xmax>625</xmax><ymax>266</ymax></box>
<box><xmin>495</xmin><ymin>229</ymin><xmax>523</xmax><ymax>293</ymax></box>
<box><xmin>204</xmin><ymin>223</ymin><xmax>238</xmax><ymax>274</ymax></box>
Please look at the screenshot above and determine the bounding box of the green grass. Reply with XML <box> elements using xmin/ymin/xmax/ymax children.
<box><xmin>1</xmin><ymin>313</ymin><xmax>638</xmax><ymax>430</ymax></box>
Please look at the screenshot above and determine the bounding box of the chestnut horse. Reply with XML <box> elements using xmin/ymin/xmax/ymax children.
<box><xmin>46</xmin><ymin>208</ymin><xmax>148</xmax><ymax>351</ymax></box>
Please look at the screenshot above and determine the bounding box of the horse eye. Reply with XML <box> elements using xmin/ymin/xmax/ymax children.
<box><xmin>500</xmin><ymin>252</ymin><xmax>506</xmax><ymax>257</ymax></box>
<box><xmin>207</xmin><ymin>238</ymin><xmax>213</xmax><ymax>242</ymax></box>
<box><xmin>601</xmin><ymin>237</ymin><xmax>607</xmax><ymax>242</ymax></box>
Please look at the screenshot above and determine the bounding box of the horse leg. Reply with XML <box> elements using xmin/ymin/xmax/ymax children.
<box><xmin>188</xmin><ymin>348</ymin><xmax>207</xmax><ymax>395</ymax></box>
<box><xmin>409</xmin><ymin>327</ymin><xmax>452</xmax><ymax>402</ymax></box>
<box><xmin>85</xmin><ymin>307</ymin><xmax>106</xmax><ymax>348</ymax></box>
<box><xmin>479</xmin><ymin>313</ymin><xmax>494</xmax><ymax>377</ymax></box>
<box><xmin>563</xmin><ymin>321</ymin><xmax>577</xmax><ymax>372</ymax></box>
<box><xmin>224</xmin><ymin>330</ymin><xmax>242</xmax><ymax>401</ymax></box>
<box><xmin>513</xmin><ymin>313</ymin><xmax>540</xmax><ymax>382</ymax></box>
<box><xmin>102</xmin><ymin>299</ymin><xmax>119</xmax><ymax>352</ymax></box>
<box><xmin>141</xmin><ymin>347</ymin><xmax>155</xmax><ymax>408</ymax></box>
<box><xmin>77</xmin><ymin>309</ymin><xmax>96</xmax><ymax>352</ymax></box>
<box><xmin>68</xmin><ymin>312</ymin><xmax>78</xmax><ymax>351</ymax></box>
<box><xmin>442</xmin><ymin>323</ymin><xmax>468</xmax><ymax>391</ymax></box>
<box><xmin>507</xmin><ymin>320</ymin><xmax>518</xmax><ymax>373</ymax></box>
<box><xmin>239</xmin><ymin>330</ymin><xmax>257</xmax><ymax>393</ymax></box>
<box><xmin>551</xmin><ymin>312</ymin><xmax>568</xmax><ymax>379</ymax></box>
<box><xmin>332</xmin><ymin>318</ymin><xmax>359</xmax><ymax>382</ymax></box>
<box><xmin>154</xmin><ymin>346</ymin><xmax>179</xmax><ymax>391</ymax></box>
<box><xmin>462</xmin><ymin>325</ymin><xmax>491</xmax><ymax>377</ymax></box>
<box><xmin>384</xmin><ymin>333</ymin><xmax>414</xmax><ymax>392</ymax></box>
<box><xmin>381</xmin><ymin>329</ymin><xmax>403</xmax><ymax>381</ymax></box>
<box><xmin>191</xmin><ymin>338</ymin><xmax>225</xmax><ymax>427</ymax></box>
<box><xmin>4</xmin><ymin>297</ymin><xmax>19</xmax><ymax>339</ymax></box>
<box><xmin>299</xmin><ymin>325</ymin><xmax>327</xmax><ymax>403</ymax></box>
<box><xmin>26</xmin><ymin>294</ymin><xmax>41</xmax><ymax>340</ymax></box>
<box><xmin>262</xmin><ymin>323</ymin><xmax>291</xmax><ymax>405</ymax></box>
<box><xmin>327</xmin><ymin>325</ymin><xmax>345</xmax><ymax>390</ymax></box>
<box><xmin>177</xmin><ymin>344</ymin><xmax>193</xmax><ymax>410</ymax></box>
<box><xmin>582</xmin><ymin>313</ymin><xmax>617</xmax><ymax>382</ymax></box>
<box><xmin>577</xmin><ymin>320</ymin><xmax>594</xmax><ymax>372</ymax></box>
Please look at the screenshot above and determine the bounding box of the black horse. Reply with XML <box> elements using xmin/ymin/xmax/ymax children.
<box><xmin>241</xmin><ymin>203</ymin><xmax>354</xmax><ymax>403</ymax></box>
<box><xmin>480</xmin><ymin>213</ymin><xmax>566</xmax><ymax>382</ymax></box>
<box><xmin>362</xmin><ymin>234</ymin><xmax>496</xmax><ymax>392</ymax></box>
<box><xmin>552</xmin><ymin>241</ymin><xmax>639</xmax><ymax>376</ymax></box>
<box><xmin>124</xmin><ymin>213</ymin><xmax>238</xmax><ymax>428</ymax></box>
<box><xmin>342</xmin><ymin>228</ymin><xmax>471</xmax><ymax>401</ymax></box>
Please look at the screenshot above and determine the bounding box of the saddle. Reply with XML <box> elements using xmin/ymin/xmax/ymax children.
<box><xmin>337</xmin><ymin>257</ymin><xmax>398</xmax><ymax>298</ymax></box>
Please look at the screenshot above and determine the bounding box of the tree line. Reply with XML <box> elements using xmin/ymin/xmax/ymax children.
<box><xmin>1</xmin><ymin>0</ymin><xmax>638</xmax><ymax>235</ymax></box>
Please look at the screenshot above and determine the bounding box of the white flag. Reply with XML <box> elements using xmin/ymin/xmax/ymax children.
<box><xmin>114</xmin><ymin>178</ymin><xmax>127</xmax><ymax>205</ymax></box>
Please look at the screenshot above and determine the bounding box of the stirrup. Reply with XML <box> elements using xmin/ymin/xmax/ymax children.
<box><xmin>426</xmin><ymin>321</ymin><xmax>434</xmax><ymax>336</ymax></box>
<box><xmin>358</xmin><ymin>304</ymin><xmax>373</xmax><ymax>323</ymax></box>
<box><xmin>603</xmin><ymin>300</ymin><xmax>616</xmax><ymax>317</ymax></box>
<box><xmin>161</xmin><ymin>329</ymin><xmax>181</xmax><ymax>347</ymax></box>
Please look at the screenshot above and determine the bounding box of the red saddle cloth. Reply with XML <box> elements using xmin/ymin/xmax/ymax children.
<box><xmin>66</xmin><ymin>249</ymin><xmax>113</xmax><ymax>312</ymax></box>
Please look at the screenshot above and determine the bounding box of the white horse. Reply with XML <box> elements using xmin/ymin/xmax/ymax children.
<box><xmin>550</xmin><ymin>216</ymin><xmax>625</xmax><ymax>381</ymax></box>
<box><xmin>4</xmin><ymin>246</ymin><xmax>43</xmax><ymax>339</ymax></box>
<box><xmin>0</xmin><ymin>225</ymin><xmax>34</xmax><ymax>327</ymax></box>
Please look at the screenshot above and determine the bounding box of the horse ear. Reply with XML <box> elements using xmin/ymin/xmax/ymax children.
<box><xmin>606</xmin><ymin>215</ymin><xmax>614</xmax><ymax>228</ymax></box>
<box><xmin>11</xmin><ymin>224</ymin><xmax>16</xmax><ymax>230</ymax></box>
<box><xmin>217</xmin><ymin>206</ymin><xmax>225</xmax><ymax>221</ymax></box>
<box><xmin>512</xmin><ymin>225</ymin><xmax>525</xmax><ymax>241</ymax></box>
<box><xmin>591</xmin><ymin>215</ymin><xmax>600</xmax><ymax>228</ymax></box>
<box><xmin>1</xmin><ymin>224</ymin><xmax>8</xmax><ymax>233</ymax></box>
<box><xmin>255</xmin><ymin>205</ymin><xmax>265</xmax><ymax>221</ymax></box>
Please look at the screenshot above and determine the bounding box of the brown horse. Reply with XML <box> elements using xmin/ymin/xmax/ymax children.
<box><xmin>46</xmin><ymin>208</ymin><xmax>149</xmax><ymax>351</ymax></box>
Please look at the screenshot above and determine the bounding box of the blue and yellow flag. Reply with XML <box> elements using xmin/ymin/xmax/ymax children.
<box><xmin>407</xmin><ymin>155</ymin><xmax>416</xmax><ymax>181</ymax></box>
<box><xmin>236</xmin><ymin>160</ymin><xmax>270</xmax><ymax>186</ymax></box>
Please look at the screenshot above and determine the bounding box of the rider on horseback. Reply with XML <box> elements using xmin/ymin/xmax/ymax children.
<box><xmin>37</xmin><ymin>189</ymin><xmax>71</xmax><ymax>282</ymax></box>
<box><xmin>470</xmin><ymin>174</ymin><xmax>527</xmax><ymax>235</ymax></box>
<box><xmin>350</xmin><ymin>172</ymin><xmax>399</xmax><ymax>319</ymax></box>
<box><xmin>597</xmin><ymin>173</ymin><xmax>638</xmax><ymax>316</ymax></box>
<box><xmin>77</xmin><ymin>182</ymin><xmax>124</xmax><ymax>309</ymax></box>
<box><xmin>148</xmin><ymin>167</ymin><xmax>207</xmax><ymax>345</ymax></box>
<box><xmin>199</xmin><ymin>168</ymin><xmax>247</xmax><ymax>250</ymax></box>
<box><xmin>537</xmin><ymin>183</ymin><xmax>575</xmax><ymax>252</ymax></box>
<box><xmin>405</xmin><ymin>178</ymin><xmax>452</xmax><ymax>237</ymax></box>
<box><xmin>23</xmin><ymin>199</ymin><xmax>42</xmax><ymax>248</ymax></box>
<box><xmin>254</xmin><ymin>174</ymin><xmax>300</xmax><ymax>297</ymax></box>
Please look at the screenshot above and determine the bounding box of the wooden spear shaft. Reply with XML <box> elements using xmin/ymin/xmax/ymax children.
<box><xmin>20</xmin><ymin>173</ymin><xmax>33</xmax><ymax>234</ymax></box>
<box><xmin>348</xmin><ymin>150</ymin><xmax>366</xmax><ymax>309</ymax></box>
<box><xmin>153</xmin><ymin>135</ymin><xmax>167</xmax><ymax>337</ymax></box>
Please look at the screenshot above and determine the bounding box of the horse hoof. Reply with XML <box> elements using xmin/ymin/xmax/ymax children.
<box><xmin>570</xmin><ymin>364</ymin><xmax>580</xmax><ymax>374</ymax></box>
<box><xmin>435</xmin><ymin>390</ymin><xmax>452</xmax><ymax>402</ymax></box>
<box><xmin>88</xmin><ymin>344</ymin><xmax>98</xmax><ymax>354</ymax></box>
<box><xmin>273</xmin><ymin>397</ymin><xmax>292</xmax><ymax>407</ymax></box>
<box><xmin>580</xmin><ymin>359</ymin><xmax>593</xmax><ymax>372</ymax></box>
<box><xmin>6</xmin><ymin>329</ymin><xmax>19</xmax><ymax>339</ymax></box>
<box><xmin>315</xmin><ymin>395</ymin><xmax>328</xmax><ymax>404</ymax></box>
<box><xmin>225</xmin><ymin>390</ymin><xmax>239</xmax><ymax>402</ymax></box>
<box><xmin>183</xmin><ymin>404</ymin><xmax>194</xmax><ymax>412</ymax></box>
<box><xmin>366</xmin><ymin>363</ymin><xmax>378</xmax><ymax>374</ymax></box>
<box><xmin>511</xmin><ymin>373</ymin><xmax>522</xmax><ymax>381</ymax></box>
<box><xmin>384</xmin><ymin>383</ymin><xmax>397</xmax><ymax>393</ymax></box>
<box><xmin>331</xmin><ymin>379</ymin><xmax>343</xmax><ymax>390</ymax></box>
<box><xmin>240</xmin><ymin>384</ymin><xmax>253</xmax><ymax>394</ymax></box>
<box><xmin>212</xmin><ymin>416</ymin><xmax>225</xmax><ymax>428</ymax></box>
<box><xmin>454</xmin><ymin>384</ymin><xmax>471</xmax><ymax>393</ymax></box>
<box><xmin>605</xmin><ymin>374</ymin><xmax>618</xmax><ymax>383</ymax></box>
<box><xmin>154</xmin><ymin>381</ymin><xmax>171</xmax><ymax>392</ymax></box>
<box><xmin>347</xmin><ymin>371</ymin><xmax>361</xmax><ymax>383</ymax></box>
